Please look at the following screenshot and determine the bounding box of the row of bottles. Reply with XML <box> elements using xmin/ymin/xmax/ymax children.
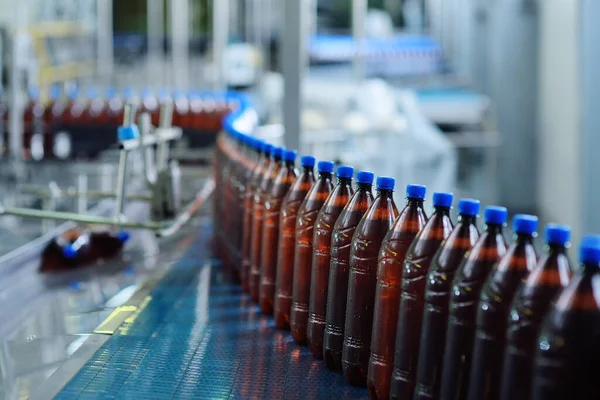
<box><xmin>214</xmin><ymin>128</ymin><xmax>600</xmax><ymax>400</ymax></box>
<box><xmin>2</xmin><ymin>86</ymin><xmax>237</xmax><ymax>159</ymax></box>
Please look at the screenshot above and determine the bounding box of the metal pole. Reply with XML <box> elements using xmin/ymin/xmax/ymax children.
<box><xmin>352</xmin><ymin>0</ymin><xmax>367</xmax><ymax>81</ymax></box>
<box><xmin>147</xmin><ymin>0</ymin><xmax>165</xmax><ymax>85</ymax></box>
<box><xmin>96</xmin><ymin>0</ymin><xmax>114</xmax><ymax>81</ymax></box>
<box><xmin>77</xmin><ymin>174</ymin><xmax>88</xmax><ymax>214</ymax></box>
<box><xmin>157</xmin><ymin>102</ymin><xmax>174</xmax><ymax>171</ymax></box>
<box><xmin>115</xmin><ymin>104</ymin><xmax>135</xmax><ymax>222</ymax></box>
<box><xmin>212</xmin><ymin>0</ymin><xmax>229</xmax><ymax>90</ymax></box>
<box><xmin>281</xmin><ymin>0</ymin><xmax>307</xmax><ymax>151</ymax></box>
<box><xmin>170</xmin><ymin>0</ymin><xmax>190</xmax><ymax>88</ymax></box>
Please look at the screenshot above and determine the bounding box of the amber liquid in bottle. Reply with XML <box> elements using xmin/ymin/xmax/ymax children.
<box><xmin>390</xmin><ymin>194</ymin><xmax>454</xmax><ymax>400</ymax></box>
<box><xmin>324</xmin><ymin>173</ymin><xmax>375</xmax><ymax>370</ymax></box>
<box><xmin>274</xmin><ymin>159</ymin><xmax>316</xmax><ymax>329</ymax></box>
<box><xmin>530</xmin><ymin>235</ymin><xmax>600</xmax><ymax>400</ymax></box>
<box><xmin>343</xmin><ymin>177</ymin><xmax>399</xmax><ymax>386</ymax></box>
<box><xmin>467</xmin><ymin>215</ymin><xmax>539</xmax><ymax>400</ymax></box>
<box><xmin>241</xmin><ymin>142</ymin><xmax>268</xmax><ymax>291</ymax></box>
<box><xmin>259</xmin><ymin>152</ymin><xmax>299</xmax><ymax>314</ymax></box>
<box><xmin>414</xmin><ymin>200</ymin><xmax>481</xmax><ymax>400</ymax></box>
<box><xmin>367</xmin><ymin>185</ymin><xmax>429</xmax><ymax>400</ymax></box>
<box><xmin>500</xmin><ymin>225</ymin><xmax>572</xmax><ymax>400</ymax></box>
<box><xmin>440</xmin><ymin>207</ymin><xmax>508</xmax><ymax>400</ymax></box>
<box><xmin>307</xmin><ymin>166</ymin><xmax>355</xmax><ymax>358</ymax></box>
<box><xmin>290</xmin><ymin>162</ymin><xmax>335</xmax><ymax>344</ymax></box>
<box><xmin>249</xmin><ymin>148</ymin><xmax>282</xmax><ymax>300</ymax></box>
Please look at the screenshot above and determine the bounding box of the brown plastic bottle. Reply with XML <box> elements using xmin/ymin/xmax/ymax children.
<box><xmin>324</xmin><ymin>171</ymin><xmax>375</xmax><ymax>370</ymax></box>
<box><xmin>249</xmin><ymin>146</ymin><xmax>283</xmax><ymax>300</ymax></box>
<box><xmin>467</xmin><ymin>214</ymin><xmax>539</xmax><ymax>400</ymax></box>
<box><xmin>389</xmin><ymin>192</ymin><xmax>454</xmax><ymax>400</ymax></box>
<box><xmin>219</xmin><ymin>132</ymin><xmax>240</xmax><ymax>270</ymax></box>
<box><xmin>273</xmin><ymin>156</ymin><xmax>316</xmax><ymax>329</ymax></box>
<box><xmin>440</xmin><ymin>206</ymin><xmax>508</xmax><ymax>400</ymax></box>
<box><xmin>414</xmin><ymin>199</ymin><xmax>481</xmax><ymax>400</ymax></box>
<box><xmin>290</xmin><ymin>161</ymin><xmax>335</xmax><ymax>344</ymax></box>
<box><xmin>241</xmin><ymin>140</ymin><xmax>269</xmax><ymax>291</ymax></box>
<box><xmin>259</xmin><ymin>150</ymin><xmax>299</xmax><ymax>314</ymax></box>
<box><xmin>530</xmin><ymin>235</ymin><xmax>600</xmax><ymax>400</ymax></box>
<box><xmin>307</xmin><ymin>165</ymin><xmax>355</xmax><ymax>358</ymax></box>
<box><xmin>499</xmin><ymin>224</ymin><xmax>572</xmax><ymax>400</ymax></box>
<box><xmin>367</xmin><ymin>184</ymin><xmax>428</xmax><ymax>400</ymax></box>
<box><xmin>343</xmin><ymin>176</ymin><xmax>399</xmax><ymax>387</ymax></box>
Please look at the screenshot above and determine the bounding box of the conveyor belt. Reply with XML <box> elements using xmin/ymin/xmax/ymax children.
<box><xmin>54</xmin><ymin>220</ymin><xmax>368</xmax><ymax>399</ymax></box>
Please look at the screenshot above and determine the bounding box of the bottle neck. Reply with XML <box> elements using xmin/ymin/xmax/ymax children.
<box><xmin>336</xmin><ymin>177</ymin><xmax>352</xmax><ymax>186</ymax></box>
<box><xmin>285</xmin><ymin>160</ymin><xmax>295</xmax><ymax>168</ymax></box>
<box><xmin>547</xmin><ymin>242</ymin><xmax>567</xmax><ymax>255</ymax></box>
<box><xmin>318</xmin><ymin>172</ymin><xmax>333</xmax><ymax>180</ymax></box>
<box><xmin>486</xmin><ymin>223</ymin><xmax>504</xmax><ymax>235</ymax></box>
<box><xmin>376</xmin><ymin>189</ymin><xmax>394</xmax><ymax>199</ymax></box>
<box><xmin>581</xmin><ymin>261</ymin><xmax>600</xmax><ymax>273</ymax></box>
<box><xmin>272</xmin><ymin>155</ymin><xmax>282</xmax><ymax>163</ymax></box>
<box><xmin>356</xmin><ymin>182</ymin><xmax>372</xmax><ymax>192</ymax></box>
<box><xmin>406</xmin><ymin>197</ymin><xmax>424</xmax><ymax>207</ymax></box>
<box><xmin>302</xmin><ymin>166</ymin><xmax>314</xmax><ymax>176</ymax></box>
<box><xmin>434</xmin><ymin>205</ymin><xmax>451</xmax><ymax>216</ymax></box>
<box><xmin>515</xmin><ymin>232</ymin><xmax>535</xmax><ymax>245</ymax></box>
<box><xmin>459</xmin><ymin>214</ymin><xmax>478</xmax><ymax>226</ymax></box>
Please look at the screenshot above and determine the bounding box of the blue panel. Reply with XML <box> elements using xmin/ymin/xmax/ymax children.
<box><xmin>57</xmin><ymin>223</ymin><xmax>368</xmax><ymax>399</ymax></box>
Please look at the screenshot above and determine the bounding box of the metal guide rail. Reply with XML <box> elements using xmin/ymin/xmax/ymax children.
<box><xmin>0</xmin><ymin>90</ymin><xmax>260</xmax><ymax>238</ymax></box>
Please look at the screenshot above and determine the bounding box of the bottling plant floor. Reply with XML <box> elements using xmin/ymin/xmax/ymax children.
<box><xmin>54</xmin><ymin>218</ymin><xmax>368</xmax><ymax>400</ymax></box>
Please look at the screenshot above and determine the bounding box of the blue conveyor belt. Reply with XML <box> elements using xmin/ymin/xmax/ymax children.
<box><xmin>56</xmin><ymin>222</ymin><xmax>368</xmax><ymax>399</ymax></box>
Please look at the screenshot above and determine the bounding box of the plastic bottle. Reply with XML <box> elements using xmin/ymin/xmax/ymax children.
<box><xmin>23</xmin><ymin>87</ymin><xmax>45</xmax><ymax>160</ymax></box>
<box><xmin>228</xmin><ymin>133</ymin><xmax>251</xmax><ymax>274</ymax></box>
<box><xmin>140</xmin><ymin>87</ymin><xmax>158</xmax><ymax>120</ymax></box>
<box><xmin>414</xmin><ymin>199</ymin><xmax>481</xmax><ymax>400</ymax></box>
<box><xmin>530</xmin><ymin>234</ymin><xmax>600</xmax><ymax>400</ymax></box>
<box><xmin>389</xmin><ymin>192</ymin><xmax>454</xmax><ymax>400</ymax></box>
<box><xmin>324</xmin><ymin>171</ymin><xmax>375</xmax><ymax>369</ymax></box>
<box><xmin>467</xmin><ymin>214</ymin><xmax>538</xmax><ymax>400</ymax></box>
<box><xmin>241</xmin><ymin>140</ymin><xmax>269</xmax><ymax>291</ymax></box>
<box><xmin>63</xmin><ymin>86</ymin><xmax>84</xmax><ymax>126</ymax></box>
<box><xmin>290</xmin><ymin>160</ymin><xmax>335</xmax><ymax>344</ymax></box>
<box><xmin>274</xmin><ymin>156</ymin><xmax>316</xmax><ymax>329</ymax></box>
<box><xmin>106</xmin><ymin>87</ymin><xmax>124</xmax><ymax>126</ymax></box>
<box><xmin>86</xmin><ymin>87</ymin><xmax>107</xmax><ymax>123</ymax></box>
<box><xmin>343</xmin><ymin>176</ymin><xmax>400</xmax><ymax>386</ymax></box>
<box><xmin>440</xmin><ymin>206</ymin><xmax>508</xmax><ymax>400</ymax></box>
<box><xmin>259</xmin><ymin>149</ymin><xmax>299</xmax><ymax>313</ymax></box>
<box><xmin>249</xmin><ymin>146</ymin><xmax>283</xmax><ymax>299</ymax></box>
<box><xmin>500</xmin><ymin>224</ymin><xmax>572</xmax><ymax>400</ymax></box>
<box><xmin>40</xmin><ymin>228</ymin><xmax>130</xmax><ymax>272</ymax></box>
<box><xmin>307</xmin><ymin>165</ymin><xmax>355</xmax><ymax>358</ymax></box>
<box><xmin>172</xmin><ymin>89</ymin><xmax>190</xmax><ymax>129</ymax></box>
<box><xmin>366</xmin><ymin>184</ymin><xmax>429</xmax><ymax>400</ymax></box>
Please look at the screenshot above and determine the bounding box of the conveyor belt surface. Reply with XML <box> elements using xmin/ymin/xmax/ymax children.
<box><xmin>55</xmin><ymin>220</ymin><xmax>368</xmax><ymax>399</ymax></box>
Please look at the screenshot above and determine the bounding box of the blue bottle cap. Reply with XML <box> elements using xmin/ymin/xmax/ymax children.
<box><xmin>141</xmin><ymin>87</ymin><xmax>153</xmax><ymax>98</ymax></box>
<box><xmin>172</xmin><ymin>88</ymin><xmax>186</xmax><ymax>99</ymax></box>
<box><xmin>545</xmin><ymin>224</ymin><xmax>571</xmax><ymax>246</ymax></box>
<box><xmin>28</xmin><ymin>86</ymin><xmax>40</xmax><ymax>99</ymax></box>
<box><xmin>580</xmin><ymin>234</ymin><xmax>600</xmax><ymax>265</ymax></box>
<box><xmin>376</xmin><ymin>176</ymin><xmax>395</xmax><ymax>191</ymax></box>
<box><xmin>85</xmin><ymin>87</ymin><xmax>98</xmax><ymax>99</ymax></box>
<box><xmin>484</xmin><ymin>206</ymin><xmax>508</xmax><ymax>225</ymax></box>
<box><xmin>406</xmin><ymin>184</ymin><xmax>426</xmax><ymax>199</ymax></box>
<box><xmin>513</xmin><ymin>214</ymin><xmax>538</xmax><ymax>235</ymax></box>
<box><xmin>117</xmin><ymin>231</ymin><xmax>130</xmax><ymax>243</ymax></box>
<box><xmin>458</xmin><ymin>198</ymin><xmax>480</xmax><ymax>216</ymax></box>
<box><xmin>284</xmin><ymin>150</ymin><xmax>297</xmax><ymax>162</ymax></box>
<box><xmin>272</xmin><ymin>146</ymin><xmax>284</xmax><ymax>158</ymax></box>
<box><xmin>263</xmin><ymin>143</ymin><xmax>274</xmax><ymax>155</ymax></box>
<box><xmin>318</xmin><ymin>161</ymin><xmax>335</xmax><ymax>173</ymax></box>
<box><xmin>122</xmin><ymin>86</ymin><xmax>136</xmax><ymax>99</ymax></box>
<box><xmin>62</xmin><ymin>244</ymin><xmax>78</xmax><ymax>259</ymax></box>
<box><xmin>67</xmin><ymin>86</ymin><xmax>79</xmax><ymax>100</ymax></box>
<box><xmin>105</xmin><ymin>86</ymin><xmax>117</xmax><ymax>99</ymax></box>
<box><xmin>356</xmin><ymin>171</ymin><xmax>375</xmax><ymax>185</ymax></box>
<box><xmin>433</xmin><ymin>192</ymin><xmax>454</xmax><ymax>208</ymax></box>
<box><xmin>118</xmin><ymin>124</ymin><xmax>140</xmax><ymax>141</ymax></box>
<box><xmin>301</xmin><ymin>155</ymin><xmax>316</xmax><ymax>168</ymax></box>
<box><xmin>157</xmin><ymin>87</ymin><xmax>171</xmax><ymax>101</ymax></box>
<box><xmin>337</xmin><ymin>165</ymin><xmax>354</xmax><ymax>179</ymax></box>
<box><xmin>253</xmin><ymin>139</ymin><xmax>264</xmax><ymax>151</ymax></box>
<box><xmin>50</xmin><ymin>85</ymin><xmax>61</xmax><ymax>100</ymax></box>
<box><xmin>237</xmin><ymin>133</ymin><xmax>247</xmax><ymax>143</ymax></box>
